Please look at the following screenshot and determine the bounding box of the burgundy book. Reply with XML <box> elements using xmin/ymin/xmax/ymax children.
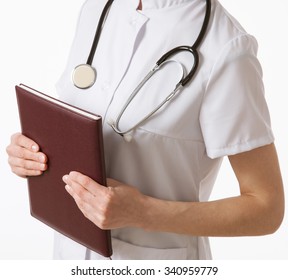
<box><xmin>15</xmin><ymin>84</ymin><xmax>112</xmax><ymax>257</ymax></box>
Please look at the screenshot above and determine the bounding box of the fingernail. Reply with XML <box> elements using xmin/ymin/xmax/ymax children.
<box><xmin>31</xmin><ymin>145</ymin><xmax>38</xmax><ymax>152</ymax></box>
<box><xmin>63</xmin><ymin>175</ymin><xmax>68</xmax><ymax>182</ymax></box>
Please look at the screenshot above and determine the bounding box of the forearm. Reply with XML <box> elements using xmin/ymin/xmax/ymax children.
<box><xmin>136</xmin><ymin>193</ymin><xmax>282</xmax><ymax>237</ymax></box>
<box><xmin>64</xmin><ymin>143</ymin><xmax>284</xmax><ymax>235</ymax></box>
<box><xmin>135</xmin><ymin>144</ymin><xmax>284</xmax><ymax>237</ymax></box>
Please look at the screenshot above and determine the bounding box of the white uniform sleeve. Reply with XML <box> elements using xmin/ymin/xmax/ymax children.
<box><xmin>200</xmin><ymin>34</ymin><xmax>274</xmax><ymax>159</ymax></box>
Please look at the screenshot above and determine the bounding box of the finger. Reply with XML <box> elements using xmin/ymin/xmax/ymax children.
<box><xmin>64</xmin><ymin>178</ymin><xmax>98</xmax><ymax>219</ymax></box>
<box><xmin>7</xmin><ymin>145</ymin><xmax>47</xmax><ymax>163</ymax></box>
<box><xmin>67</xmin><ymin>171</ymin><xmax>105</xmax><ymax>196</ymax></box>
<box><xmin>65</xmin><ymin>184</ymin><xmax>83</xmax><ymax>204</ymax></box>
<box><xmin>65</xmin><ymin>183</ymin><xmax>101</xmax><ymax>224</ymax></box>
<box><xmin>11</xmin><ymin>133</ymin><xmax>39</xmax><ymax>152</ymax></box>
<box><xmin>11</xmin><ymin>166</ymin><xmax>44</xmax><ymax>177</ymax></box>
<box><xmin>63</xmin><ymin>174</ymin><xmax>94</xmax><ymax>201</ymax></box>
<box><xmin>9</xmin><ymin>156</ymin><xmax>47</xmax><ymax>171</ymax></box>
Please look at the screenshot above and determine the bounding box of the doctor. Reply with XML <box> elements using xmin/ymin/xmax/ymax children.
<box><xmin>7</xmin><ymin>0</ymin><xmax>284</xmax><ymax>259</ymax></box>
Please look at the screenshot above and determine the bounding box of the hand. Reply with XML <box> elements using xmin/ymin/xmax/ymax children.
<box><xmin>6</xmin><ymin>133</ymin><xmax>48</xmax><ymax>178</ymax></box>
<box><xmin>63</xmin><ymin>171</ymin><xmax>147</xmax><ymax>230</ymax></box>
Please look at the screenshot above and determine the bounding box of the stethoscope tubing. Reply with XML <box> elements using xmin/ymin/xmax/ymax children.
<box><xmin>73</xmin><ymin>0</ymin><xmax>211</xmax><ymax>139</ymax></box>
<box><xmin>87</xmin><ymin>0</ymin><xmax>210</xmax><ymax>85</ymax></box>
<box><xmin>86</xmin><ymin>0</ymin><xmax>115</xmax><ymax>66</ymax></box>
<box><xmin>109</xmin><ymin>60</ymin><xmax>185</xmax><ymax>137</ymax></box>
<box><xmin>156</xmin><ymin>0</ymin><xmax>211</xmax><ymax>86</ymax></box>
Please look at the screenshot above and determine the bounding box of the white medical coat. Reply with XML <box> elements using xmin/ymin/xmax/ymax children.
<box><xmin>54</xmin><ymin>0</ymin><xmax>274</xmax><ymax>260</ymax></box>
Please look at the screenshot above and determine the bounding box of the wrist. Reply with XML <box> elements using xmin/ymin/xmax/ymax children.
<box><xmin>135</xmin><ymin>195</ymin><xmax>173</xmax><ymax>232</ymax></box>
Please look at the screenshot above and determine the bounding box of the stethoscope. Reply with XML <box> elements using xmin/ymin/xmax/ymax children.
<box><xmin>72</xmin><ymin>0</ymin><xmax>211</xmax><ymax>141</ymax></box>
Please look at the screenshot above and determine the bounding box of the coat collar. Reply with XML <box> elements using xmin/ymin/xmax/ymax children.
<box><xmin>128</xmin><ymin>0</ymin><xmax>194</xmax><ymax>10</ymax></box>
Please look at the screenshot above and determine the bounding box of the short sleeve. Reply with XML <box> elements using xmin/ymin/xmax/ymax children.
<box><xmin>200</xmin><ymin>34</ymin><xmax>274</xmax><ymax>159</ymax></box>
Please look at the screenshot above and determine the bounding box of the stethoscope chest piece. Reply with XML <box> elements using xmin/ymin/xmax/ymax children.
<box><xmin>72</xmin><ymin>64</ymin><xmax>96</xmax><ymax>89</ymax></box>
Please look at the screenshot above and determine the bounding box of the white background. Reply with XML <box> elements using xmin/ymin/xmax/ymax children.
<box><xmin>0</xmin><ymin>0</ymin><xmax>287</xmax><ymax>260</ymax></box>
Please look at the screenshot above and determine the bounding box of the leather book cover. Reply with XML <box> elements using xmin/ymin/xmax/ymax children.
<box><xmin>15</xmin><ymin>84</ymin><xmax>112</xmax><ymax>257</ymax></box>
